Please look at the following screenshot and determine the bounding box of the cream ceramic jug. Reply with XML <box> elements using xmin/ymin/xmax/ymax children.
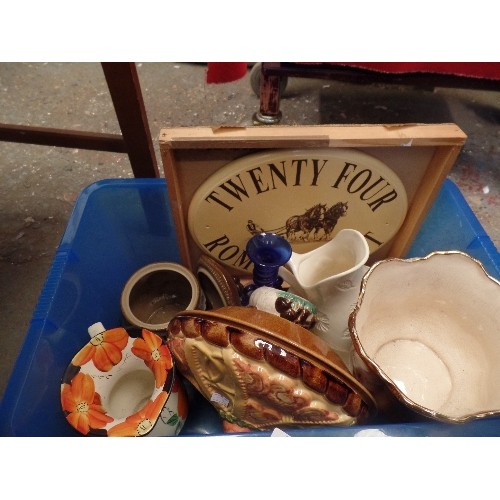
<box><xmin>278</xmin><ymin>229</ymin><xmax>370</xmax><ymax>363</ymax></box>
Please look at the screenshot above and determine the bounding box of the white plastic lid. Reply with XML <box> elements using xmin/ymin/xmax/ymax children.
<box><xmin>88</xmin><ymin>322</ymin><xmax>106</xmax><ymax>338</ymax></box>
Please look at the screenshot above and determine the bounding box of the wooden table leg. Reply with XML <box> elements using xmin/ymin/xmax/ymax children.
<box><xmin>253</xmin><ymin>62</ymin><xmax>283</xmax><ymax>125</ymax></box>
<box><xmin>101</xmin><ymin>62</ymin><xmax>159</xmax><ymax>178</ymax></box>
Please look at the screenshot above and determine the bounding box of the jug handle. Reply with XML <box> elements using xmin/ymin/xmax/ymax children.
<box><xmin>278</xmin><ymin>266</ymin><xmax>308</xmax><ymax>298</ymax></box>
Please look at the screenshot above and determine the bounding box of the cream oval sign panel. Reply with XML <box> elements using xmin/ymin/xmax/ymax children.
<box><xmin>188</xmin><ymin>148</ymin><xmax>408</xmax><ymax>274</ymax></box>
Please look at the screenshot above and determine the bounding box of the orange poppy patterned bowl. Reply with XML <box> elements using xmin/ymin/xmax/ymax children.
<box><xmin>61</xmin><ymin>322</ymin><xmax>188</xmax><ymax>437</ymax></box>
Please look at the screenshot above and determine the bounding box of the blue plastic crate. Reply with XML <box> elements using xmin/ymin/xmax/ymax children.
<box><xmin>1</xmin><ymin>178</ymin><xmax>499</xmax><ymax>437</ymax></box>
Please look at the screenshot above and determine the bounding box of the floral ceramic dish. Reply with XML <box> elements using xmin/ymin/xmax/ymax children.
<box><xmin>61</xmin><ymin>323</ymin><xmax>188</xmax><ymax>436</ymax></box>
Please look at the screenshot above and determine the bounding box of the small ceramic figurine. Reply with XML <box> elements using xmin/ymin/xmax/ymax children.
<box><xmin>248</xmin><ymin>286</ymin><xmax>320</xmax><ymax>330</ymax></box>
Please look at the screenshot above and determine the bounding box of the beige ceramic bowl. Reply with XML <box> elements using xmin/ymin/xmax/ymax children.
<box><xmin>121</xmin><ymin>262</ymin><xmax>205</xmax><ymax>331</ymax></box>
<box><xmin>349</xmin><ymin>251</ymin><xmax>500</xmax><ymax>424</ymax></box>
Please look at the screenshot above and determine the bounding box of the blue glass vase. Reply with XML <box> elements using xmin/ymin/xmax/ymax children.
<box><xmin>242</xmin><ymin>232</ymin><xmax>292</xmax><ymax>305</ymax></box>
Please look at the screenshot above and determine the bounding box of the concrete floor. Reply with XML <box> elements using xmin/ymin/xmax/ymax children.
<box><xmin>1</xmin><ymin>62</ymin><xmax>499</xmax><ymax>402</ymax></box>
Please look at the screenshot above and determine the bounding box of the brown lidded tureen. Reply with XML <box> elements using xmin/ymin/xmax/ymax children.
<box><xmin>167</xmin><ymin>305</ymin><xmax>377</xmax><ymax>431</ymax></box>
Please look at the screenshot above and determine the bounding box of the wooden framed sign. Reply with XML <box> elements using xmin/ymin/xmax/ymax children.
<box><xmin>160</xmin><ymin>124</ymin><xmax>467</xmax><ymax>276</ymax></box>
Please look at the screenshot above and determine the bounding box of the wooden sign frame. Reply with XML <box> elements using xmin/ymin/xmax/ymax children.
<box><xmin>160</xmin><ymin>124</ymin><xmax>467</xmax><ymax>274</ymax></box>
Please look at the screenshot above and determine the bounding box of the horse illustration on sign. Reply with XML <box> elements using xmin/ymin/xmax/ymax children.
<box><xmin>246</xmin><ymin>201</ymin><xmax>349</xmax><ymax>242</ymax></box>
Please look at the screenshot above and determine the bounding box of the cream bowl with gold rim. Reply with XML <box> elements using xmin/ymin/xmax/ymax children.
<box><xmin>349</xmin><ymin>251</ymin><xmax>500</xmax><ymax>424</ymax></box>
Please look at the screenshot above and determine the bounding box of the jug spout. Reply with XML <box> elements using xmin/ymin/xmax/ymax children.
<box><xmin>278</xmin><ymin>265</ymin><xmax>308</xmax><ymax>298</ymax></box>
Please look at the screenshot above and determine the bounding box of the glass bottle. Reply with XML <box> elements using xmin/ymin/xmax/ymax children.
<box><xmin>241</xmin><ymin>232</ymin><xmax>292</xmax><ymax>305</ymax></box>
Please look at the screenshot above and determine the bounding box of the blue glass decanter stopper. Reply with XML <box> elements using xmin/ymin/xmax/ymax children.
<box><xmin>241</xmin><ymin>232</ymin><xmax>292</xmax><ymax>305</ymax></box>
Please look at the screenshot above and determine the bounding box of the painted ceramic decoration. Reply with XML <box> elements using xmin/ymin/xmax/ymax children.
<box><xmin>61</xmin><ymin>323</ymin><xmax>188</xmax><ymax>436</ymax></box>
<box><xmin>196</xmin><ymin>254</ymin><xmax>242</xmax><ymax>308</ymax></box>
<box><xmin>248</xmin><ymin>286</ymin><xmax>320</xmax><ymax>330</ymax></box>
<box><xmin>349</xmin><ymin>251</ymin><xmax>500</xmax><ymax>424</ymax></box>
<box><xmin>187</xmin><ymin>148</ymin><xmax>408</xmax><ymax>273</ymax></box>
<box><xmin>167</xmin><ymin>306</ymin><xmax>377</xmax><ymax>430</ymax></box>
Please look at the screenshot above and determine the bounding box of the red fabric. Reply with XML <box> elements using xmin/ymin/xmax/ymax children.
<box><xmin>206</xmin><ymin>62</ymin><xmax>247</xmax><ymax>84</ymax></box>
<box><xmin>206</xmin><ymin>62</ymin><xmax>500</xmax><ymax>83</ymax></box>
<box><xmin>316</xmin><ymin>62</ymin><xmax>500</xmax><ymax>81</ymax></box>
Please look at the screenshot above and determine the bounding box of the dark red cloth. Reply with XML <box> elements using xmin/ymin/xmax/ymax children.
<box><xmin>206</xmin><ymin>62</ymin><xmax>500</xmax><ymax>83</ymax></box>
<box><xmin>323</xmin><ymin>62</ymin><xmax>500</xmax><ymax>80</ymax></box>
<box><xmin>206</xmin><ymin>62</ymin><xmax>247</xmax><ymax>84</ymax></box>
